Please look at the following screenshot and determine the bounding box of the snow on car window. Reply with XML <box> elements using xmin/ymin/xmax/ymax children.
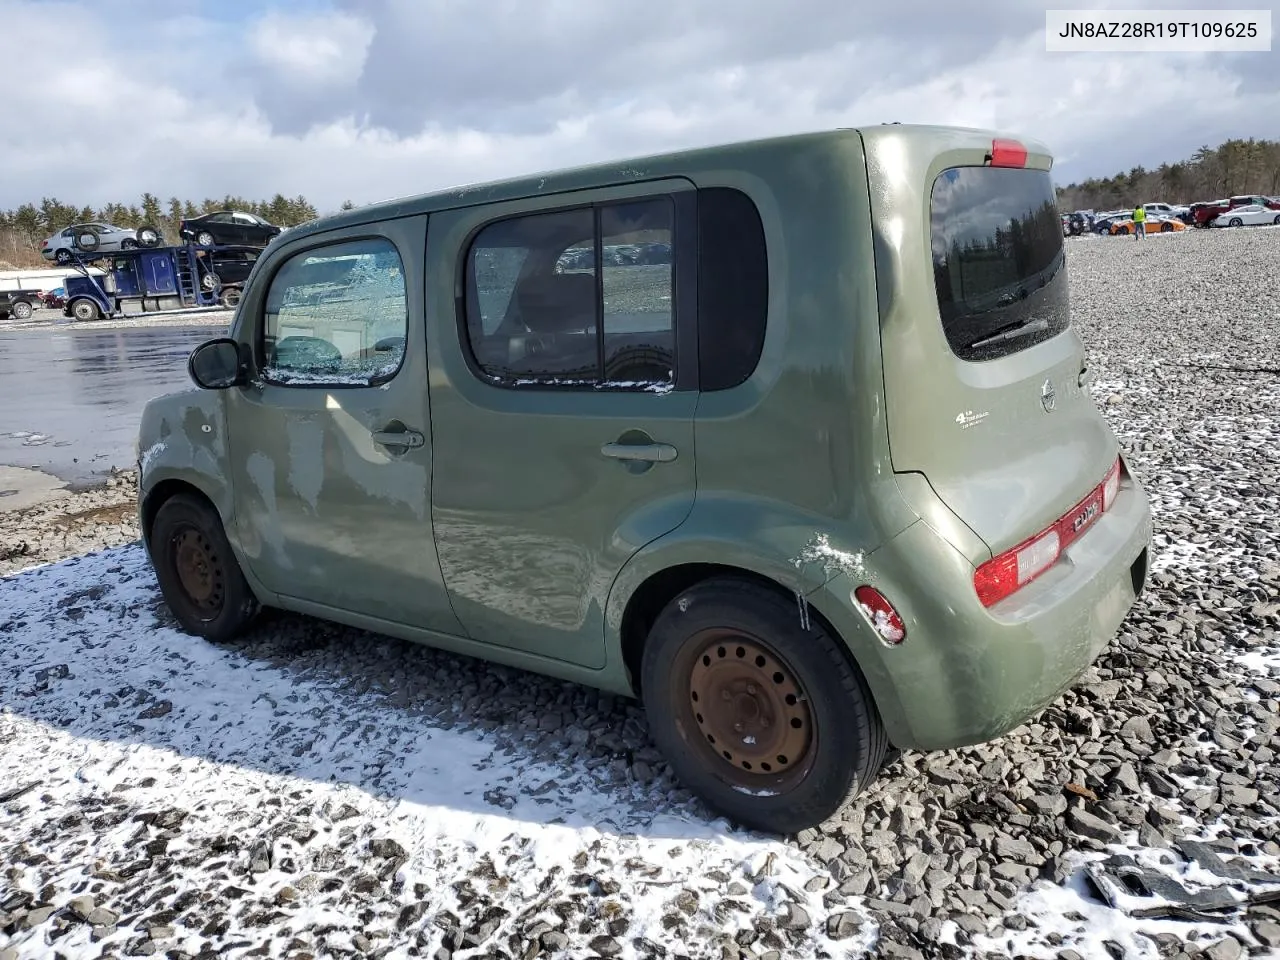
<box><xmin>263</xmin><ymin>238</ymin><xmax>408</xmax><ymax>386</ymax></box>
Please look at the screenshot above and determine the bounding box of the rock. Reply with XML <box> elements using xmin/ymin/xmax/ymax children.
<box><xmin>1120</xmin><ymin>716</ymin><xmax>1155</xmax><ymax>742</ymax></box>
<box><xmin>21</xmin><ymin>905</ymin><xmax>54</xmax><ymax>929</ymax></box>
<box><xmin>1028</xmin><ymin>793</ymin><xmax>1068</xmax><ymax>817</ymax></box>
<box><xmin>1203</xmin><ymin>936</ymin><xmax>1242</xmax><ymax>960</ymax></box>
<box><xmin>589</xmin><ymin>936</ymin><xmax>622</xmax><ymax>956</ymax></box>
<box><xmin>1220</xmin><ymin>785</ymin><xmax>1259</xmax><ymax>808</ymax></box>
<box><xmin>1253</xmin><ymin>922</ymin><xmax>1280</xmax><ymax>948</ymax></box>
<box><xmin>369</xmin><ymin>838</ymin><xmax>408</xmax><ymax>859</ymax></box>
<box><xmin>541</xmin><ymin>930</ymin><xmax>570</xmax><ymax>951</ymax></box>
<box><xmin>1069</xmin><ymin>809</ymin><xmax>1122</xmax><ymax>843</ymax></box>
<box><xmin>994</xmin><ymin>837</ymin><xmax>1040</xmax><ymax>862</ymax></box>
<box><xmin>779</xmin><ymin>903</ymin><xmax>810</xmax><ymax>930</ymax></box>
<box><xmin>70</xmin><ymin>899</ymin><xmax>111</xmax><ymax>925</ymax></box>
<box><xmin>1112</xmin><ymin>762</ymin><xmax>1141</xmax><ymax>794</ymax></box>
<box><xmin>67</xmin><ymin>895</ymin><xmax>96</xmax><ymax>921</ymax></box>
<box><xmin>826</xmin><ymin>911</ymin><xmax>861</xmax><ymax>940</ymax></box>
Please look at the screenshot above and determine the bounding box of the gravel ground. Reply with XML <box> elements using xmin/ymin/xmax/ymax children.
<box><xmin>2</xmin><ymin>225</ymin><xmax>1280</xmax><ymax>960</ymax></box>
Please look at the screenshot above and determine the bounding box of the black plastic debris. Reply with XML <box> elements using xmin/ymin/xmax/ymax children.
<box><xmin>1083</xmin><ymin>843</ymin><xmax>1280</xmax><ymax>922</ymax></box>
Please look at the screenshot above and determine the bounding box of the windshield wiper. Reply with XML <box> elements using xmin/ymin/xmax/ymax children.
<box><xmin>965</xmin><ymin>316</ymin><xmax>1048</xmax><ymax>350</ymax></box>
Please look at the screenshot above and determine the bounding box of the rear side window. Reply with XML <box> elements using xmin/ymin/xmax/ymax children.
<box><xmin>930</xmin><ymin>167</ymin><xmax>1069</xmax><ymax>362</ymax></box>
<box><xmin>464</xmin><ymin>199</ymin><xmax>676</xmax><ymax>390</ymax></box>
<box><xmin>697</xmin><ymin>188</ymin><xmax>767</xmax><ymax>390</ymax></box>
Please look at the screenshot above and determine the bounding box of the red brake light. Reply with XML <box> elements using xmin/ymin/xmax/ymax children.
<box><xmin>854</xmin><ymin>586</ymin><xmax>906</xmax><ymax>645</ymax></box>
<box><xmin>974</xmin><ymin>456</ymin><xmax>1123</xmax><ymax>608</ymax></box>
<box><xmin>989</xmin><ymin>139</ymin><xmax>1028</xmax><ymax>168</ymax></box>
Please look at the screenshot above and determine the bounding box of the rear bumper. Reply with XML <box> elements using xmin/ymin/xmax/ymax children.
<box><xmin>813</xmin><ymin>461</ymin><xmax>1153</xmax><ymax>752</ymax></box>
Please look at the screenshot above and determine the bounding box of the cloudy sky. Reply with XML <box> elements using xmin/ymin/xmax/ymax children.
<box><xmin>4</xmin><ymin>0</ymin><xmax>1277</xmax><ymax>213</ymax></box>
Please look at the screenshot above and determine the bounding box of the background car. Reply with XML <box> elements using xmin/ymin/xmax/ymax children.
<box><xmin>1211</xmin><ymin>204</ymin><xmax>1280</xmax><ymax>228</ymax></box>
<box><xmin>41</xmin><ymin>223</ymin><xmax>162</xmax><ymax>263</ymax></box>
<box><xmin>1193</xmin><ymin>195</ymin><xmax>1280</xmax><ymax>227</ymax></box>
<box><xmin>180</xmin><ymin>210</ymin><xmax>282</xmax><ymax>247</ymax></box>
<box><xmin>1109</xmin><ymin>216</ymin><xmax>1185</xmax><ymax>235</ymax></box>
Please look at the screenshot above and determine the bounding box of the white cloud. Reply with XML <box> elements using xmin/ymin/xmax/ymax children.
<box><xmin>1</xmin><ymin>0</ymin><xmax>1276</xmax><ymax>213</ymax></box>
<box><xmin>249</xmin><ymin>10</ymin><xmax>374</xmax><ymax>88</ymax></box>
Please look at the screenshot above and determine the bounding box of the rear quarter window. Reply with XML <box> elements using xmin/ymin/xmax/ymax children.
<box><xmin>930</xmin><ymin>166</ymin><xmax>1069</xmax><ymax>363</ymax></box>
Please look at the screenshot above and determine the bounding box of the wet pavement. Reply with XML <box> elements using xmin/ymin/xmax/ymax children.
<box><xmin>0</xmin><ymin>322</ymin><xmax>227</xmax><ymax>488</ymax></box>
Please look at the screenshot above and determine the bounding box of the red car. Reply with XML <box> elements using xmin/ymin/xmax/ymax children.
<box><xmin>1192</xmin><ymin>195</ymin><xmax>1280</xmax><ymax>227</ymax></box>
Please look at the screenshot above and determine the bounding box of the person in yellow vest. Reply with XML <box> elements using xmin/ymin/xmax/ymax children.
<box><xmin>1132</xmin><ymin>204</ymin><xmax>1146</xmax><ymax>240</ymax></box>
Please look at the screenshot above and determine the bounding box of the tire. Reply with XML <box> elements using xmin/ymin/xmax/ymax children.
<box><xmin>71</xmin><ymin>299</ymin><xmax>100</xmax><ymax>322</ymax></box>
<box><xmin>1230</xmin><ymin>218</ymin><xmax>1243</xmax><ymax>227</ymax></box>
<box><xmin>10</xmin><ymin>299</ymin><xmax>33</xmax><ymax>320</ymax></box>
<box><xmin>148</xmin><ymin>493</ymin><xmax>259</xmax><ymax>643</ymax></box>
<box><xmin>136</xmin><ymin>224</ymin><xmax>161</xmax><ymax>247</ymax></box>
<box><xmin>1273</xmin><ymin>215</ymin><xmax>1280</xmax><ymax>225</ymax></box>
<box><xmin>1161</xmin><ymin>223</ymin><xmax>1173</xmax><ymax>233</ymax></box>
<box><xmin>74</xmin><ymin>230</ymin><xmax>100</xmax><ymax>251</ymax></box>
<box><xmin>196</xmin><ymin>231</ymin><xmax>216</xmax><ymax>247</ymax></box>
<box><xmin>640</xmin><ymin>577</ymin><xmax>887</xmax><ymax>834</ymax></box>
<box><xmin>201</xmin><ymin>272</ymin><xmax>221</xmax><ymax>292</ymax></box>
<box><xmin>219</xmin><ymin>287</ymin><xmax>242</xmax><ymax>308</ymax></box>
<box><xmin>121</xmin><ymin>239</ymin><xmax>138</xmax><ymax>250</ymax></box>
<box><xmin>55</xmin><ymin>248</ymin><xmax>72</xmax><ymax>264</ymax></box>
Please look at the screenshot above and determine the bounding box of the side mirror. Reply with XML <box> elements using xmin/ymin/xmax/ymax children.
<box><xmin>189</xmin><ymin>337</ymin><xmax>247</xmax><ymax>389</ymax></box>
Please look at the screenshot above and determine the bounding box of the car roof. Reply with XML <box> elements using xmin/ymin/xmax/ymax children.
<box><xmin>278</xmin><ymin>124</ymin><xmax>1053</xmax><ymax>245</ymax></box>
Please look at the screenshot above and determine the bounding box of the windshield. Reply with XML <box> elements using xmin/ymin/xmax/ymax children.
<box><xmin>930</xmin><ymin>166</ymin><xmax>1070</xmax><ymax>362</ymax></box>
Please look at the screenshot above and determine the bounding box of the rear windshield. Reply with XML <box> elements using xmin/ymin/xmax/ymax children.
<box><xmin>930</xmin><ymin>166</ymin><xmax>1069</xmax><ymax>362</ymax></box>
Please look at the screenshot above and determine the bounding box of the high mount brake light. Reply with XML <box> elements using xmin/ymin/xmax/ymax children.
<box><xmin>974</xmin><ymin>456</ymin><xmax>1123</xmax><ymax>608</ymax></box>
<box><xmin>988</xmin><ymin>139</ymin><xmax>1028</xmax><ymax>168</ymax></box>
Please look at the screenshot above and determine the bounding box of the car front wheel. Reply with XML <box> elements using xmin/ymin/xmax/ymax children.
<box><xmin>196</xmin><ymin>231</ymin><xmax>216</xmax><ymax>247</ymax></box>
<box><xmin>11</xmin><ymin>300</ymin><xmax>33</xmax><ymax>320</ymax></box>
<box><xmin>1230</xmin><ymin>218</ymin><xmax>1243</xmax><ymax>227</ymax></box>
<box><xmin>71</xmin><ymin>299</ymin><xmax>100</xmax><ymax>322</ymax></box>
<box><xmin>149</xmin><ymin>493</ymin><xmax>259</xmax><ymax>643</ymax></box>
<box><xmin>641</xmin><ymin>577</ymin><xmax>887</xmax><ymax>834</ymax></box>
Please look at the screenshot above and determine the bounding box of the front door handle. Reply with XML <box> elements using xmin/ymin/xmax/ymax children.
<box><xmin>601</xmin><ymin>441</ymin><xmax>677</xmax><ymax>463</ymax></box>
<box><xmin>372</xmin><ymin>428</ymin><xmax>424</xmax><ymax>449</ymax></box>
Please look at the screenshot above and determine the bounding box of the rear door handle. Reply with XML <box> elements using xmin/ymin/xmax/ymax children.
<box><xmin>372</xmin><ymin>428</ymin><xmax>424</xmax><ymax>449</ymax></box>
<box><xmin>600</xmin><ymin>441</ymin><xmax>677</xmax><ymax>463</ymax></box>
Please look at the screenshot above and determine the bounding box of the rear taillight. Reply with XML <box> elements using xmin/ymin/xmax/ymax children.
<box><xmin>974</xmin><ymin>455</ymin><xmax>1123</xmax><ymax>608</ymax></box>
<box><xmin>1102</xmin><ymin>458</ymin><xmax>1121</xmax><ymax>511</ymax></box>
<box><xmin>41</xmin><ymin>240</ymin><xmax>47</xmax><ymax>248</ymax></box>
<box><xmin>854</xmin><ymin>586</ymin><xmax>906</xmax><ymax>645</ymax></box>
<box><xmin>988</xmin><ymin>139</ymin><xmax>1028</xmax><ymax>168</ymax></box>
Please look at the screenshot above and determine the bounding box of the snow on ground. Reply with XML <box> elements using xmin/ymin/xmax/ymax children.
<box><xmin>2</xmin><ymin>224</ymin><xmax>1280</xmax><ymax>960</ymax></box>
<box><xmin>0</xmin><ymin>545</ymin><xmax>869</xmax><ymax>960</ymax></box>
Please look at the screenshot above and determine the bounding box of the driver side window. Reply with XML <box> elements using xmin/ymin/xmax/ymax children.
<box><xmin>260</xmin><ymin>237</ymin><xmax>408</xmax><ymax>387</ymax></box>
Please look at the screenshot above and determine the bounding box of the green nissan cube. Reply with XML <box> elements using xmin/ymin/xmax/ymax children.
<box><xmin>137</xmin><ymin>124</ymin><xmax>1153</xmax><ymax>834</ymax></box>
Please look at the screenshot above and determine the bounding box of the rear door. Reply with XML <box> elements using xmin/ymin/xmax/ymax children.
<box><xmin>865</xmin><ymin>131</ymin><xmax>1117</xmax><ymax>558</ymax></box>
<box><xmin>426</xmin><ymin>181</ymin><xmax>698</xmax><ymax>669</ymax></box>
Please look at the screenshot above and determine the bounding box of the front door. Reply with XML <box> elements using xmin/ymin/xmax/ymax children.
<box><xmin>427</xmin><ymin>183</ymin><xmax>698</xmax><ymax>669</ymax></box>
<box><xmin>223</xmin><ymin>216</ymin><xmax>465</xmax><ymax>637</ymax></box>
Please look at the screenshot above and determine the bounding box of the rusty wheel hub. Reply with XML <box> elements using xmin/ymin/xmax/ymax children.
<box><xmin>687</xmin><ymin>634</ymin><xmax>813</xmax><ymax>784</ymax></box>
<box><xmin>173</xmin><ymin>528</ymin><xmax>224</xmax><ymax>612</ymax></box>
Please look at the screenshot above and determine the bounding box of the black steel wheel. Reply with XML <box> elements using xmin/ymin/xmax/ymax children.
<box><xmin>641</xmin><ymin>577</ymin><xmax>887</xmax><ymax>834</ymax></box>
<box><xmin>148</xmin><ymin>493</ymin><xmax>259</xmax><ymax>643</ymax></box>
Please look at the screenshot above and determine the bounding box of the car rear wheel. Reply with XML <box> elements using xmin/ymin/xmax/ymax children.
<box><xmin>71</xmin><ymin>299</ymin><xmax>100</xmax><ymax>322</ymax></box>
<box><xmin>196</xmin><ymin>231</ymin><xmax>216</xmax><ymax>247</ymax></box>
<box><xmin>640</xmin><ymin>577</ymin><xmax>887</xmax><ymax>834</ymax></box>
<box><xmin>1161</xmin><ymin>223</ymin><xmax>1173</xmax><ymax>233</ymax></box>
<box><xmin>10</xmin><ymin>300</ymin><xmax>33</xmax><ymax>320</ymax></box>
<box><xmin>149</xmin><ymin>493</ymin><xmax>259</xmax><ymax>643</ymax></box>
<box><xmin>1230</xmin><ymin>218</ymin><xmax>1243</xmax><ymax>227</ymax></box>
<box><xmin>54</xmin><ymin>248</ymin><xmax>72</xmax><ymax>264</ymax></box>
<box><xmin>1273</xmin><ymin>215</ymin><xmax>1280</xmax><ymax>225</ymax></box>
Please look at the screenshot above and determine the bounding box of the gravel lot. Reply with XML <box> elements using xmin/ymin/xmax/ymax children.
<box><xmin>2</xmin><ymin>226</ymin><xmax>1279</xmax><ymax>960</ymax></box>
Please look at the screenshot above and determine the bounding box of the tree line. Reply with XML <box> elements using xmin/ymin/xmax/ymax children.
<box><xmin>0</xmin><ymin>193</ymin><xmax>355</xmax><ymax>270</ymax></box>
<box><xmin>1056</xmin><ymin>137</ymin><xmax>1280</xmax><ymax>212</ymax></box>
